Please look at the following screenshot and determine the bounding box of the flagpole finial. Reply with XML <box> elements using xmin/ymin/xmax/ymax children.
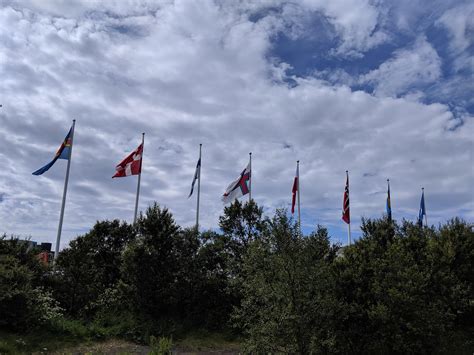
<box><xmin>387</xmin><ymin>178</ymin><xmax>390</xmax><ymax>182</ymax></box>
<box><xmin>346</xmin><ymin>170</ymin><xmax>348</xmax><ymax>173</ymax></box>
<box><xmin>200</xmin><ymin>143</ymin><xmax>202</xmax><ymax>147</ymax></box>
<box><xmin>249</xmin><ymin>152</ymin><xmax>252</xmax><ymax>156</ymax></box>
<box><xmin>422</xmin><ymin>187</ymin><xmax>424</xmax><ymax>191</ymax></box>
<box><xmin>72</xmin><ymin>119</ymin><xmax>76</xmax><ymax>122</ymax></box>
<box><xmin>142</xmin><ymin>132</ymin><xmax>145</xmax><ymax>136</ymax></box>
<box><xmin>297</xmin><ymin>160</ymin><xmax>299</xmax><ymax>163</ymax></box>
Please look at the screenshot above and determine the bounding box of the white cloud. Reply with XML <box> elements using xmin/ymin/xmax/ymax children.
<box><xmin>0</xmin><ymin>1</ymin><xmax>472</xmax><ymax>249</ymax></box>
<box><xmin>436</xmin><ymin>2</ymin><xmax>474</xmax><ymax>72</ymax></box>
<box><xmin>359</xmin><ymin>36</ymin><xmax>442</xmax><ymax>97</ymax></box>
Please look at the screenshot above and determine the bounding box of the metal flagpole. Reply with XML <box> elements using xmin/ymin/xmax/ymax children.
<box><xmin>54</xmin><ymin>119</ymin><xmax>75</xmax><ymax>262</ymax></box>
<box><xmin>297</xmin><ymin>160</ymin><xmax>301</xmax><ymax>236</ymax></box>
<box><xmin>423</xmin><ymin>187</ymin><xmax>428</xmax><ymax>227</ymax></box>
<box><xmin>196</xmin><ymin>144</ymin><xmax>202</xmax><ymax>231</ymax></box>
<box><xmin>347</xmin><ymin>170</ymin><xmax>351</xmax><ymax>245</ymax></box>
<box><xmin>133</xmin><ymin>133</ymin><xmax>145</xmax><ymax>224</ymax></box>
<box><xmin>249</xmin><ymin>152</ymin><xmax>252</xmax><ymax>203</ymax></box>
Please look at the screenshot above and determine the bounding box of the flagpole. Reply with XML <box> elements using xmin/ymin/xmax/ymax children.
<box><xmin>195</xmin><ymin>144</ymin><xmax>202</xmax><ymax>231</ymax></box>
<box><xmin>347</xmin><ymin>170</ymin><xmax>351</xmax><ymax>245</ymax></box>
<box><xmin>54</xmin><ymin>119</ymin><xmax>75</xmax><ymax>262</ymax></box>
<box><xmin>297</xmin><ymin>160</ymin><xmax>301</xmax><ymax>236</ymax></box>
<box><xmin>422</xmin><ymin>187</ymin><xmax>427</xmax><ymax>227</ymax></box>
<box><xmin>249</xmin><ymin>152</ymin><xmax>252</xmax><ymax>203</ymax></box>
<box><xmin>133</xmin><ymin>133</ymin><xmax>144</xmax><ymax>224</ymax></box>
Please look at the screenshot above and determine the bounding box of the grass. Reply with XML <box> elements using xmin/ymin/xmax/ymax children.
<box><xmin>0</xmin><ymin>326</ymin><xmax>242</xmax><ymax>354</ymax></box>
<box><xmin>175</xmin><ymin>329</ymin><xmax>242</xmax><ymax>352</ymax></box>
<box><xmin>0</xmin><ymin>329</ymin><xmax>87</xmax><ymax>354</ymax></box>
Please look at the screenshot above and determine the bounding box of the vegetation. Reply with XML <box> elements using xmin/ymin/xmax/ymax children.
<box><xmin>0</xmin><ymin>202</ymin><xmax>472</xmax><ymax>354</ymax></box>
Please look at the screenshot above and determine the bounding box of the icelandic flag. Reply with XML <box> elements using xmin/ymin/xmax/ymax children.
<box><xmin>418</xmin><ymin>190</ymin><xmax>426</xmax><ymax>226</ymax></box>
<box><xmin>222</xmin><ymin>163</ymin><xmax>251</xmax><ymax>204</ymax></box>
<box><xmin>112</xmin><ymin>143</ymin><xmax>143</xmax><ymax>178</ymax></box>
<box><xmin>32</xmin><ymin>126</ymin><xmax>73</xmax><ymax>175</ymax></box>
<box><xmin>386</xmin><ymin>180</ymin><xmax>392</xmax><ymax>221</ymax></box>
<box><xmin>188</xmin><ymin>158</ymin><xmax>201</xmax><ymax>198</ymax></box>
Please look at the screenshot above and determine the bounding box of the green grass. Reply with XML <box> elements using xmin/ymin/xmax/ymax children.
<box><xmin>0</xmin><ymin>329</ymin><xmax>87</xmax><ymax>354</ymax></box>
<box><xmin>175</xmin><ymin>329</ymin><xmax>242</xmax><ymax>352</ymax></box>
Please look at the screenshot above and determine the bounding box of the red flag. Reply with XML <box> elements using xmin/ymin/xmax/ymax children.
<box><xmin>112</xmin><ymin>143</ymin><xmax>143</xmax><ymax>178</ymax></box>
<box><xmin>291</xmin><ymin>165</ymin><xmax>299</xmax><ymax>214</ymax></box>
<box><xmin>342</xmin><ymin>172</ymin><xmax>350</xmax><ymax>224</ymax></box>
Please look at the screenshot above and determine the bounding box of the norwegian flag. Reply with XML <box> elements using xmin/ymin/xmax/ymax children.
<box><xmin>112</xmin><ymin>143</ymin><xmax>143</xmax><ymax>178</ymax></box>
<box><xmin>342</xmin><ymin>171</ymin><xmax>350</xmax><ymax>224</ymax></box>
<box><xmin>291</xmin><ymin>164</ymin><xmax>299</xmax><ymax>214</ymax></box>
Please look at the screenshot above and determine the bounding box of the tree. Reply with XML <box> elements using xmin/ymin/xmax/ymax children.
<box><xmin>55</xmin><ymin>220</ymin><xmax>134</xmax><ymax>316</ymax></box>
<box><xmin>234</xmin><ymin>210</ymin><xmax>339</xmax><ymax>353</ymax></box>
<box><xmin>0</xmin><ymin>236</ymin><xmax>51</xmax><ymax>331</ymax></box>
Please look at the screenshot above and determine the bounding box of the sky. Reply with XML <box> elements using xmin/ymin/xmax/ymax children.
<box><xmin>0</xmin><ymin>0</ymin><xmax>473</xmax><ymax>248</ymax></box>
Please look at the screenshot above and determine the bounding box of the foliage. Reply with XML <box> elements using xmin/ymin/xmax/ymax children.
<box><xmin>0</xmin><ymin>206</ymin><xmax>472</xmax><ymax>354</ymax></box>
<box><xmin>54</xmin><ymin>220</ymin><xmax>135</xmax><ymax>316</ymax></box>
<box><xmin>149</xmin><ymin>335</ymin><xmax>173</xmax><ymax>355</ymax></box>
<box><xmin>0</xmin><ymin>236</ymin><xmax>49</xmax><ymax>331</ymax></box>
<box><xmin>234</xmin><ymin>210</ymin><xmax>339</xmax><ymax>353</ymax></box>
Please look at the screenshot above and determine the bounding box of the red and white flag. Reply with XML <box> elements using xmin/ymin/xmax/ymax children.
<box><xmin>291</xmin><ymin>164</ymin><xmax>299</xmax><ymax>214</ymax></box>
<box><xmin>342</xmin><ymin>172</ymin><xmax>350</xmax><ymax>224</ymax></box>
<box><xmin>112</xmin><ymin>143</ymin><xmax>143</xmax><ymax>178</ymax></box>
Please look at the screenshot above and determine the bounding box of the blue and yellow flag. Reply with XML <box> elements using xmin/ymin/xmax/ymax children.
<box><xmin>32</xmin><ymin>126</ymin><xmax>73</xmax><ymax>175</ymax></box>
<box><xmin>386</xmin><ymin>180</ymin><xmax>392</xmax><ymax>221</ymax></box>
<box><xmin>418</xmin><ymin>189</ymin><xmax>426</xmax><ymax>226</ymax></box>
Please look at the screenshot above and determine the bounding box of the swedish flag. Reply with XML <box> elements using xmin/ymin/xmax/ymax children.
<box><xmin>32</xmin><ymin>126</ymin><xmax>73</xmax><ymax>175</ymax></box>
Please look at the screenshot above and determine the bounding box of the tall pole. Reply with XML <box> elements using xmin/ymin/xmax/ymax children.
<box><xmin>249</xmin><ymin>152</ymin><xmax>252</xmax><ymax>203</ymax></box>
<box><xmin>54</xmin><ymin>119</ymin><xmax>75</xmax><ymax>262</ymax></box>
<box><xmin>195</xmin><ymin>144</ymin><xmax>202</xmax><ymax>231</ymax></box>
<box><xmin>423</xmin><ymin>187</ymin><xmax>428</xmax><ymax>227</ymax></box>
<box><xmin>133</xmin><ymin>133</ymin><xmax>145</xmax><ymax>224</ymax></box>
<box><xmin>347</xmin><ymin>170</ymin><xmax>351</xmax><ymax>245</ymax></box>
<box><xmin>297</xmin><ymin>160</ymin><xmax>301</xmax><ymax>236</ymax></box>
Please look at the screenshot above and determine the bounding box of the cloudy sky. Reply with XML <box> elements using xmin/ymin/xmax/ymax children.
<box><xmin>1</xmin><ymin>0</ymin><xmax>472</xmax><ymax>247</ymax></box>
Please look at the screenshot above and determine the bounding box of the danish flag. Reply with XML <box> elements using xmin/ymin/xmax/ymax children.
<box><xmin>112</xmin><ymin>143</ymin><xmax>143</xmax><ymax>178</ymax></box>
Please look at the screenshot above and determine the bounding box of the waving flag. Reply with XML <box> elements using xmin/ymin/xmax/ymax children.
<box><xmin>342</xmin><ymin>172</ymin><xmax>350</xmax><ymax>224</ymax></box>
<box><xmin>32</xmin><ymin>125</ymin><xmax>73</xmax><ymax>175</ymax></box>
<box><xmin>386</xmin><ymin>179</ymin><xmax>392</xmax><ymax>221</ymax></box>
<box><xmin>222</xmin><ymin>163</ymin><xmax>251</xmax><ymax>204</ymax></box>
<box><xmin>291</xmin><ymin>164</ymin><xmax>299</xmax><ymax>214</ymax></box>
<box><xmin>112</xmin><ymin>143</ymin><xmax>143</xmax><ymax>178</ymax></box>
<box><xmin>188</xmin><ymin>158</ymin><xmax>201</xmax><ymax>198</ymax></box>
<box><xmin>418</xmin><ymin>188</ymin><xmax>426</xmax><ymax>226</ymax></box>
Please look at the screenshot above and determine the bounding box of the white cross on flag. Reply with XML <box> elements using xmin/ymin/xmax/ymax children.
<box><xmin>222</xmin><ymin>163</ymin><xmax>251</xmax><ymax>204</ymax></box>
<box><xmin>112</xmin><ymin>143</ymin><xmax>143</xmax><ymax>178</ymax></box>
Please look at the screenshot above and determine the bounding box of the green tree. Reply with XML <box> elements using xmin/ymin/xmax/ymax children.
<box><xmin>0</xmin><ymin>236</ymin><xmax>51</xmax><ymax>331</ymax></box>
<box><xmin>234</xmin><ymin>210</ymin><xmax>339</xmax><ymax>353</ymax></box>
<box><xmin>55</xmin><ymin>220</ymin><xmax>134</xmax><ymax>316</ymax></box>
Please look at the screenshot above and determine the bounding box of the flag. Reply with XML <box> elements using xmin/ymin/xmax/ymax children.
<box><xmin>291</xmin><ymin>164</ymin><xmax>299</xmax><ymax>214</ymax></box>
<box><xmin>386</xmin><ymin>180</ymin><xmax>392</xmax><ymax>221</ymax></box>
<box><xmin>188</xmin><ymin>158</ymin><xmax>201</xmax><ymax>198</ymax></box>
<box><xmin>342</xmin><ymin>172</ymin><xmax>350</xmax><ymax>224</ymax></box>
<box><xmin>32</xmin><ymin>125</ymin><xmax>73</xmax><ymax>175</ymax></box>
<box><xmin>222</xmin><ymin>163</ymin><xmax>251</xmax><ymax>204</ymax></box>
<box><xmin>418</xmin><ymin>189</ymin><xmax>426</xmax><ymax>226</ymax></box>
<box><xmin>112</xmin><ymin>143</ymin><xmax>143</xmax><ymax>178</ymax></box>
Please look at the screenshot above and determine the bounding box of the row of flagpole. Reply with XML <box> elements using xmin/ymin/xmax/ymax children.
<box><xmin>32</xmin><ymin>121</ymin><xmax>429</xmax><ymax>261</ymax></box>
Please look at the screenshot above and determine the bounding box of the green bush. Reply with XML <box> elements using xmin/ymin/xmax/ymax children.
<box><xmin>150</xmin><ymin>335</ymin><xmax>173</xmax><ymax>355</ymax></box>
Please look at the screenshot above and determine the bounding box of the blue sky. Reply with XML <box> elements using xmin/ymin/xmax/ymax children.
<box><xmin>0</xmin><ymin>0</ymin><xmax>472</xmax><ymax>247</ymax></box>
